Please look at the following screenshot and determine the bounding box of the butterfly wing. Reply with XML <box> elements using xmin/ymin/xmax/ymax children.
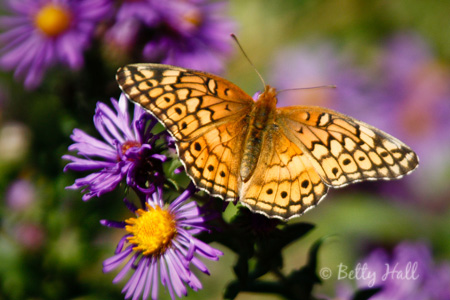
<box><xmin>117</xmin><ymin>64</ymin><xmax>254</xmax><ymax>141</ymax></box>
<box><xmin>240</xmin><ymin>126</ymin><xmax>329</xmax><ymax>220</ymax></box>
<box><xmin>277</xmin><ymin>106</ymin><xmax>419</xmax><ymax>187</ymax></box>
<box><xmin>117</xmin><ymin>63</ymin><xmax>254</xmax><ymax>199</ymax></box>
<box><xmin>177</xmin><ymin>117</ymin><xmax>248</xmax><ymax>199</ymax></box>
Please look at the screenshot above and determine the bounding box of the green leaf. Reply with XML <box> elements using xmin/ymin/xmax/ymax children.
<box><xmin>284</xmin><ymin>236</ymin><xmax>329</xmax><ymax>299</ymax></box>
<box><xmin>224</xmin><ymin>281</ymin><xmax>240</xmax><ymax>300</ymax></box>
<box><xmin>277</xmin><ymin>222</ymin><xmax>315</xmax><ymax>250</ymax></box>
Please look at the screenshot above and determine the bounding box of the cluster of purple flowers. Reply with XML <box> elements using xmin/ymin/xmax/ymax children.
<box><xmin>0</xmin><ymin>0</ymin><xmax>234</xmax><ymax>89</ymax></box>
<box><xmin>105</xmin><ymin>0</ymin><xmax>234</xmax><ymax>73</ymax></box>
<box><xmin>64</xmin><ymin>95</ymin><xmax>222</xmax><ymax>300</ymax></box>
<box><xmin>326</xmin><ymin>242</ymin><xmax>450</xmax><ymax>300</ymax></box>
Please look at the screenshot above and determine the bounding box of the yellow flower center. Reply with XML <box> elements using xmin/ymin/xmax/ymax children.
<box><xmin>121</xmin><ymin>140</ymin><xmax>141</xmax><ymax>155</ymax></box>
<box><xmin>126</xmin><ymin>203</ymin><xmax>177</xmax><ymax>257</ymax></box>
<box><xmin>35</xmin><ymin>4</ymin><xmax>72</xmax><ymax>37</ymax></box>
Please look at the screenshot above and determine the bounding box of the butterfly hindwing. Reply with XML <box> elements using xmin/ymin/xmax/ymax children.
<box><xmin>117</xmin><ymin>63</ymin><xmax>254</xmax><ymax>141</ymax></box>
<box><xmin>177</xmin><ymin>117</ymin><xmax>248</xmax><ymax>200</ymax></box>
<box><xmin>277</xmin><ymin>106</ymin><xmax>419</xmax><ymax>187</ymax></box>
<box><xmin>240</xmin><ymin>126</ymin><xmax>328</xmax><ymax>219</ymax></box>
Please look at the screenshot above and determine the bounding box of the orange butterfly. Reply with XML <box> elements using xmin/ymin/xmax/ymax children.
<box><xmin>117</xmin><ymin>63</ymin><xmax>419</xmax><ymax>220</ymax></box>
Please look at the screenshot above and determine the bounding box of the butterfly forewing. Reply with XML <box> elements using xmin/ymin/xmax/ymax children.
<box><xmin>116</xmin><ymin>64</ymin><xmax>254</xmax><ymax>141</ymax></box>
<box><xmin>277</xmin><ymin>106</ymin><xmax>419</xmax><ymax>187</ymax></box>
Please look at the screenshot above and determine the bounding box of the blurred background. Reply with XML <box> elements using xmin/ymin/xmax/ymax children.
<box><xmin>0</xmin><ymin>0</ymin><xmax>449</xmax><ymax>299</ymax></box>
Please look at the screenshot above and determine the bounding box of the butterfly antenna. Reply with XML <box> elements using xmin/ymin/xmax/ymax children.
<box><xmin>231</xmin><ymin>34</ymin><xmax>266</xmax><ymax>89</ymax></box>
<box><xmin>277</xmin><ymin>85</ymin><xmax>337</xmax><ymax>94</ymax></box>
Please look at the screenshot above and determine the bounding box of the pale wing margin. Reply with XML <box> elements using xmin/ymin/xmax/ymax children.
<box><xmin>277</xmin><ymin>106</ymin><xmax>419</xmax><ymax>187</ymax></box>
<box><xmin>116</xmin><ymin>63</ymin><xmax>254</xmax><ymax>142</ymax></box>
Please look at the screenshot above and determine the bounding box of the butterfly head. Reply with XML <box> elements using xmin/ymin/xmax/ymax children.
<box><xmin>255</xmin><ymin>85</ymin><xmax>278</xmax><ymax>108</ymax></box>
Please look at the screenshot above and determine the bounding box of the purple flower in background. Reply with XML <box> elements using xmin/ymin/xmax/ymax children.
<box><xmin>144</xmin><ymin>0</ymin><xmax>235</xmax><ymax>73</ymax></box>
<box><xmin>326</xmin><ymin>242</ymin><xmax>450</xmax><ymax>300</ymax></box>
<box><xmin>374</xmin><ymin>33</ymin><xmax>450</xmax><ymax>156</ymax></box>
<box><xmin>269</xmin><ymin>42</ymin><xmax>376</xmax><ymax>121</ymax></box>
<box><xmin>14</xmin><ymin>222</ymin><xmax>46</xmax><ymax>251</ymax></box>
<box><xmin>102</xmin><ymin>184</ymin><xmax>223</xmax><ymax>300</ymax></box>
<box><xmin>103</xmin><ymin>0</ymin><xmax>159</xmax><ymax>57</ymax></box>
<box><xmin>5</xmin><ymin>179</ymin><xmax>37</xmax><ymax>211</ymax></box>
<box><xmin>106</xmin><ymin>0</ymin><xmax>234</xmax><ymax>73</ymax></box>
<box><xmin>0</xmin><ymin>0</ymin><xmax>111</xmax><ymax>89</ymax></box>
<box><xmin>63</xmin><ymin>94</ymin><xmax>167</xmax><ymax>201</ymax></box>
<box><xmin>373</xmin><ymin>33</ymin><xmax>450</xmax><ymax>205</ymax></box>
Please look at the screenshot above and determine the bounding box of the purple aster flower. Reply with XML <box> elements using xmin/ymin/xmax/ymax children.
<box><xmin>102</xmin><ymin>184</ymin><xmax>223</xmax><ymax>300</ymax></box>
<box><xmin>0</xmin><ymin>0</ymin><xmax>111</xmax><ymax>89</ymax></box>
<box><xmin>325</xmin><ymin>242</ymin><xmax>450</xmax><ymax>300</ymax></box>
<box><xmin>105</xmin><ymin>0</ymin><xmax>235</xmax><ymax>74</ymax></box>
<box><xmin>63</xmin><ymin>94</ymin><xmax>168</xmax><ymax>201</ymax></box>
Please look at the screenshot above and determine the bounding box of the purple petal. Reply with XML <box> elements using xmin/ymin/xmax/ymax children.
<box><xmin>170</xmin><ymin>184</ymin><xmax>196</xmax><ymax>211</ymax></box>
<box><xmin>123</xmin><ymin>256</ymin><xmax>146</xmax><ymax>298</ymax></box>
<box><xmin>151</xmin><ymin>260</ymin><xmax>159</xmax><ymax>300</ymax></box>
<box><xmin>190</xmin><ymin>256</ymin><xmax>209</xmax><ymax>275</ymax></box>
<box><xmin>165</xmin><ymin>253</ymin><xmax>187</xmax><ymax>297</ymax></box>
<box><xmin>100</xmin><ymin>220</ymin><xmax>126</xmax><ymax>229</ymax></box>
<box><xmin>188</xmin><ymin>271</ymin><xmax>202</xmax><ymax>291</ymax></box>
<box><xmin>113</xmin><ymin>252</ymin><xmax>139</xmax><ymax>283</ymax></box>
<box><xmin>195</xmin><ymin>240</ymin><xmax>223</xmax><ymax>259</ymax></box>
<box><xmin>68</xmin><ymin>129</ymin><xmax>116</xmax><ymax>157</ymax></box>
<box><xmin>63</xmin><ymin>156</ymin><xmax>115</xmax><ymax>171</ymax></box>
<box><xmin>143</xmin><ymin>258</ymin><xmax>156</xmax><ymax>300</ymax></box>
<box><xmin>159</xmin><ymin>259</ymin><xmax>175</xmax><ymax>300</ymax></box>
<box><xmin>57</xmin><ymin>33</ymin><xmax>84</xmax><ymax>69</ymax></box>
<box><xmin>103</xmin><ymin>246</ymin><xmax>134</xmax><ymax>273</ymax></box>
<box><xmin>132</xmin><ymin>258</ymin><xmax>150</xmax><ymax>300</ymax></box>
<box><xmin>123</xmin><ymin>198</ymin><xmax>138</xmax><ymax>213</ymax></box>
<box><xmin>167</xmin><ymin>248</ymin><xmax>190</xmax><ymax>281</ymax></box>
<box><xmin>150</xmin><ymin>153</ymin><xmax>167</xmax><ymax>162</ymax></box>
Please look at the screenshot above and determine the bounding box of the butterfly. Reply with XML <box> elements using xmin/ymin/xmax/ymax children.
<box><xmin>117</xmin><ymin>63</ymin><xmax>419</xmax><ymax>220</ymax></box>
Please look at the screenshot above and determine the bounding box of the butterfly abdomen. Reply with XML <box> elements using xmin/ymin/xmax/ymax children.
<box><xmin>240</xmin><ymin>86</ymin><xmax>278</xmax><ymax>182</ymax></box>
